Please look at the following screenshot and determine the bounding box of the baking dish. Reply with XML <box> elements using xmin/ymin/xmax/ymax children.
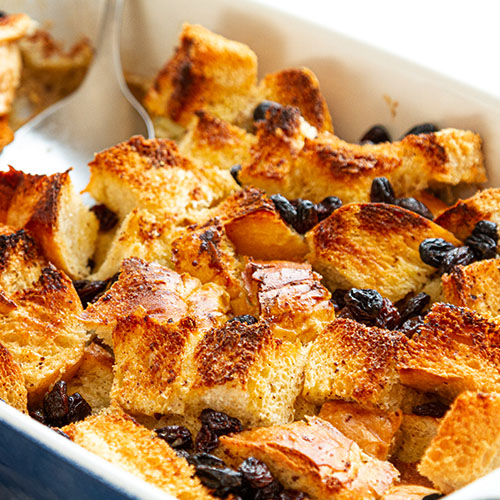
<box><xmin>1</xmin><ymin>0</ymin><xmax>500</xmax><ymax>498</ymax></box>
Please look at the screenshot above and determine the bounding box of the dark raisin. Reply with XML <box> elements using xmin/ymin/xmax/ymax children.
<box><xmin>270</xmin><ymin>194</ymin><xmax>297</xmax><ymax>227</ymax></box>
<box><xmin>439</xmin><ymin>246</ymin><xmax>475</xmax><ymax>275</ymax></box>
<box><xmin>402</xmin><ymin>123</ymin><xmax>439</xmax><ymax>138</ymax></box>
<box><xmin>43</xmin><ymin>381</ymin><xmax>69</xmax><ymax>427</ymax></box>
<box><xmin>230</xmin><ymin>164</ymin><xmax>242</xmax><ymax>185</ymax></box>
<box><xmin>239</xmin><ymin>457</ymin><xmax>275</xmax><ymax>490</ymax></box>
<box><xmin>419</xmin><ymin>238</ymin><xmax>456</xmax><ymax>268</ymax></box>
<box><xmin>228</xmin><ymin>315</ymin><xmax>259</xmax><ymax>325</ymax></box>
<box><xmin>330</xmin><ymin>289</ymin><xmax>349</xmax><ymax>313</ymax></box>
<box><xmin>187</xmin><ymin>453</ymin><xmax>226</xmax><ymax>468</ymax></box>
<box><xmin>412</xmin><ymin>401</ymin><xmax>450</xmax><ymax>418</ymax></box>
<box><xmin>360</xmin><ymin>125</ymin><xmax>391</xmax><ymax>144</ymax></box>
<box><xmin>465</xmin><ymin>233</ymin><xmax>497</xmax><ymax>260</ymax></box>
<box><xmin>175</xmin><ymin>449</ymin><xmax>191</xmax><ymax>460</ymax></box>
<box><xmin>343</xmin><ymin>288</ymin><xmax>384</xmax><ymax>322</ymax></box>
<box><xmin>398</xmin><ymin>315</ymin><xmax>425</xmax><ymax>338</ymax></box>
<box><xmin>90</xmin><ymin>204</ymin><xmax>118</xmax><ymax>232</ymax></box>
<box><xmin>73</xmin><ymin>279</ymin><xmax>108</xmax><ymax>308</ymax></box>
<box><xmin>370</xmin><ymin>177</ymin><xmax>395</xmax><ymax>204</ymax></box>
<box><xmin>30</xmin><ymin>409</ymin><xmax>46</xmax><ymax>425</ymax></box>
<box><xmin>0</xmin><ymin>12</ymin><xmax>6</xmax><ymax>19</ymax></box>
<box><xmin>155</xmin><ymin>425</ymin><xmax>193</xmax><ymax>449</ymax></box>
<box><xmin>422</xmin><ymin>494</ymin><xmax>444</xmax><ymax>500</ymax></box>
<box><xmin>255</xmin><ymin>483</ymin><xmax>282</xmax><ymax>500</ymax></box>
<box><xmin>52</xmin><ymin>428</ymin><xmax>71</xmax><ymax>439</ymax></box>
<box><xmin>394</xmin><ymin>197</ymin><xmax>434</xmax><ymax>220</ymax></box>
<box><xmin>315</xmin><ymin>196</ymin><xmax>342</xmax><ymax>221</ymax></box>
<box><xmin>195</xmin><ymin>465</ymin><xmax>243</xmax><ymax>496</ymax></box>
<box><xmin>194</xmin><ymin>424</ymin><xmax>219</xmax><ymax>453</ymax></box>
<box><xmin>195</xmin><ymin>409</ymin><xmax>242</xmax><ymax>453</ymax></box>
<box><xmin>397</xmin><ymin>293</ymin><xmax>430</xmax><ymax>323</ymax></box>
<box><xmin>373</xmin><ymin>298</ymin><xmax>401</xmax><ymax>330</ymax></box>
<box><xmin>67</xmin><ymin>393</ymin><xmax>92</xmax><ymax>423</ymax></box>
<box><xmin>472</xmin><ymin>220</ymin><xmax>498</xmax><ymax>243</ymax></box>
<box><xmin>253</xmin><ymin>101</ymin><xmax>282</xmax><ymax>122</ymax></box>
<box><xmin>280</xmin><ymin>491</ymin><xmax>308</xmax><ymax>500</ymax></box>
<box><xmin>293</xmin><ymin>199</ymin><xmax>318</xmax><ymax>234</ymax></box>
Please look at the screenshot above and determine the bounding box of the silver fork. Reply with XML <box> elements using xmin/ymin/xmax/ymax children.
<box><xmin>0</xmin><ymin>0</ymin><xmax>154</xmax><ymax>191</ymax></box>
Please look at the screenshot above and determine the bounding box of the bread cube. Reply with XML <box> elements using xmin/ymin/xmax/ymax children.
<box><xmin>218</xmin><ymin>416</ymin><xmax>399</xmax><ymax>500</ymax></box>
<box><xmin>0</xmin><ymin>342</ymin><xmax>27</xmax><ymax>412</ymax></box>
<box><xmin>442</xmin><ymin>259</ymin><xmax>500</xmax><ymax>319</ymax></box>
<box><xmin>243</xmin><ymin>259</ymin><xmax>335</xmax><ymax>343</ymax></box>
<box><xmin>303</xmin><ymin>318</ymin><xmax>407</xmax><ymax>410</ymax></box>
<box><xmin>306</xmin><ymin>202</ymin><xmax>460</xmax><ymax>302</ymax></box>
<box><xmin>62</xmin><ymin>410</ymin><xmax>213</xmax><ymax>500</ymax></box>
<box><xmin>398</xmin><ymin>302</ymin><xmax>500</xmax><ymax>398</ymax></box>
<box><xmin>419</xmin><ymin>391</ymin><xmax>500</xmax><ymax>494</ymax></box>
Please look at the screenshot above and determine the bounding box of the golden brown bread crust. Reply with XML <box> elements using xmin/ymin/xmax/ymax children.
<box><xmin>218</xmin><ymin>416</ymin><xmax>399</xmax><ymax>500</ymax></box>
<box><xmin>243</xmin><ymin>259</ymin><xmax>335</xmax><ymax>343</ymax></box>
<box><xmin>398</xmin><ymin>303</ymin><xmax>500</xmax><ymax>398</ymax></box>
<box><xmin>0</xmin><ymin>342</ymin><xmax>27</xmax><ymax>412</ymax></box>
<box><xmin>303</xmin><ymin>318</ymin><xmax>407</xmax><ymax>410</ymax></box>
<box><xmin>381</xmin><ymin>484</ymin><xmax>441</xmax><ymax>500</ymax></box>
<box><xmin>435</xmin><ymin>187</ymin><xmax>500</xmax><ymax>240</ymax></box>
<box><xmin>306</xmin><ymin>202</ymin><xmax>460</xmax><ymax>302</ymax></box>
<box><xmin>62</xmin><ymin>410</ymin><xmax>214</xmax><ymax>500</ymax></box>
<box><xmin>0</xmin><ymin>115</ymin><xmax>13</xmax><ymax>150</ymax></box>
<box><xmin>318</xmin><ymin>400</ymin><xmax>402</xmax><ymax>460</ymax></box>
<box><xmin>442</xmin><ymin>259</ymin><xmax>500</xmax><ymax>319</ymax></box>
<box><xmin>419</xmin><ymin>391</ymin><xmax>500</xmax><ymax>494</ymax></box>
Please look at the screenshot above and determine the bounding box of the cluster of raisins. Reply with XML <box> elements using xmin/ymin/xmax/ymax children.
<box><xmin>154</xmin><ymin>409</ymin><xmax>306</xmax><ymax>499</ymax></box>
<box><xmin>370</xmin><ymin>177</ymin><xmax>434</xmax><ymax>220</ymax></box>
<box><xmin>270</xmin><ymin>193</ymin><xmax>342</xmax><ymax>234</ymax></box>
<box><xmin>333</xmin><ymin>288</ymin><xmax>430</xmax><ymax>337</ymax></box>
<box><xmin>419</xmin><ymin>220</ymin><xmax>498</xmax><ymax>275</ymax></box>
<box><xmin>73</xmin><ymin>272</ymin><xmax>120</xmax><ymax>308</ymax></box>
<box><xmin>30</xmin><ymin>381</ymin><xmax>92</xmax><ymax>432</ymax></box>
<box><xmin>360</xmin><ymin>123</ymin><xmax>439</xmax><ymax>144</ymax></box>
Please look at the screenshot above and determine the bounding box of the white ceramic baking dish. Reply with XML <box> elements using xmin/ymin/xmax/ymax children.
<box><xmin>1</xmin><ymin>0</ymin><xmax>500</xmax><ymax>498</ymax></box>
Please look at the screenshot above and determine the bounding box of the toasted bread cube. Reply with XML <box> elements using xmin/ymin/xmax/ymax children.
<box><xmin>91</xmin><ymin>208</ymin><xmax>179</xmax><ymax>280</ymax></box>
<box><xmin>144</xmin><ymin>23</ymin><xmax>257</xmax><ymax>129</ymax></box>
<box><xmin>318</xmin><ymin>401</ymin><xmax>402</xmax><ymax>460</ymax></box>
<box><xmin>306</xmin><ymin>203</ymin><xmax>461</xmax><ymax>302</ymax></box>
<box><xmin>0</xmin><ymin>168</ymin><xmax>98</xmax><ymax>279</ymax></box>
<box><xmin>218</xmin><ymin>416</ymin><xmax>398</xmax><ymax>500</ymax></box>
<box><xmin>0</xmin><ymin>265</ymin><xmax>87</xmax><ymax>398</ymax></box>
<box><xmin>287</xmin><ymin>128</ymin><xmax>485</xmax><ymax>204</ymax></box>
<box><xmin>243</xmin><ymin>260</ymin><xmax>335</xmax><ymax>343</ymax></box>
<box><xmin>0</xmin><ymin>342</ymin><xmax>27</xmax><ymax>412</ymax></box>
<box><xmin>419</xmin><ymin>391</ymin><xmax>500</xmax><ymax>494</ymax></box>
<box><xmin>442</xmin><ymin>259</ymin><xmax>500</xmax><ymax>319</ymax></box>
<box><xmin>86</xmin><ymin>135</ymin><xmax>237</xmax><ymax>221</ymax></box>
<box><xmin>190</xmin><ymin>320</ymin><xmax>307</xmax><ymax>426</ymax></box>
<box><xmin>83</xmin><ymin>257</ymin><xmax>229</xmax><ymax>346</ymax></box>
<box><xmin>435</xmin><ymin>187</ymin><xmax>500</xmax><ymax>240</ymax></box>
<box><xmin>62</xmin><ymin>410</ymin><xmax>213</xmax><ymax>500</ymax></box>
<box><xmin>393</xmin><ymin>414</ymin><xmax>440</xmax><ymax>464</ymax></box>
<box><xmin>179</xmin><ymin>110</ymin><xmax>255</xmax><ymax>170</ymax></box>
<box><xmin>257</xmin><ymin>68</ymin><xmax>333</xmax><ymax>132</ymax></box>
<box><xmin>398</xmin><ymin>303</ymin><xmax>500</xmax><ymax>398</ymax></box>
<box><xmin>67</xmin><ymin>343</ymin><xmax>114</xmax><ymax>413</ymax></box>
<box><xmin>303</xmin><ymin>319</ymin><xmax>407</xmax><ymax>410</ymax></box>
<box><xmin>381</xmin><ymin>485</ymin><xmax>442</xmax><ymax>500</ymax></box>
<box><xmin>215</xmin><ymin>187</ymin><xmax>308</xmax><ymax>261</ymax></box>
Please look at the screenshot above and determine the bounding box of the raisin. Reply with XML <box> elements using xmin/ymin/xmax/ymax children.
<box><xmin>194</xmin><ymin>424</ymin><xmax>219</xmax><ymax>453</ymax></box>
<box><xmin>293</xmin><ymin>199</ymin><xmax>318</xmax><ymax>234</ymax></box>
<box><xmin>270</xmin><ymin>194</ymin><xmax>297</xmax><ymax>227</ymax></box>
<box><xmin>90</xmin><ymin>204</ymin><xmax>118</xmax><ymax>232</ymax></box>
<box><xmin>255</xmin><ymin>483</ymin><xmax>281</xmax><ymax>500</ymax></box>
<box><xmin>155</xmin><ymin>425</ymin><xmax>193</xmax><ymax>449</ymax></box>
<box><xmin>398</xmin><ymin>315</ymin><xmax>425</xmax><ymax>338</ymax></box>
<box><xmin>402</xmin><ymin>123</ymin><xmax>439</xmax><ymax>138</ymax></box>
<box><xmin>465</xmin><ymin>233</ymin><xmax>497</xmax><ymax>260</ymax></box>
<box><xmin>230</xmin><ymin>164</ymin><xmax>242</xmax><ymax>185</ymax></box>
<box><xmin>419</xmin><ymin>238</ymin><xmax>456</xmax><ymax>268</ymax></box>
<box><xmin>280</xmin><ymin>491</ymin><xmax>308</xmax><ymax>500</ymax></box>
<box><xmin>239</xmin><ymin>457</ymin><xmax>275</xmax><ymax>490</ymax></box>
<box><xmin>52</xmin><ymin>428</ymin><xmax>71</xmax><ymax>439</ymax></box>
<box><xmin>253</xmin><ymin>101</ymin><xmax>282</xmax><ymax>122</ymax></box>
<box><xmin>73</xmin><ymin>279</ymin><xmax>108</xmax><ymax>308</ymax></box>
<box><xmin>343</xmin><ymin>288</ymin><xmax>384</xmax><ymax>322</ymax></box>
<box><xmin>422</xmin><ymin>494</ymin><xmax>444</xmax><ymax>500</ymax></box>
<box><xmin>175</xmin><ymin>449</ymin><xmax>191</xmax><ymax>460</ymax></box>
<box><xmin>373</xmin><ymin>298</ymin><xmax>401</xmax><ymax>330</ymax></box>
<box><xmin>330</xmin><ymin>289</ymin><xmax>349</xmax><ymax>313</ymax></box>
<box><xmin>412</xmin><ymin>401</ymin><xmax>449</xmax><ymax>418</ymax></box>
<box><xmin>195</xmin><ymin>466</ymin><xmax>242</xmax><ymax>496</ymax></box>
<box><xmin>228</xmin><ymin>315</ymin><xmax>259</xmax><ymax>325</ymax></box>
<box><xmin>397</xmin><ymin>292</ymin><xmax>430</xmax><ymax>323</ymax></box>
<box><xmin>43</xmin><ymin>381</ymin><xmax>69</xmax><ymax>427</ymax></box>
<box><xmin>439</xmin><ymin>246</ymin><xmax>475</xmax><ymax>275</ymax></box>
<box><xmin>195</xmin><ymin>409</ymin><xmax>242</xmax><ymax>453</ymax></box>
<box><xmin>360</xmin><ymin>125</ymin><xmax>391</xmax><ymax>144</ymax></box>
<box><xmin>394</xmin><ymin>197</ymin><xmax>434</xmax><ymax>220</ymax></box>
<box><xmin>187</xmin><ymin>453</ymin><xmax>226</xmax><ymax>468</ymax></box>
<box><xmin>370</xmin><ymin>177</ymin><xmax>395</xmax><ymax>204</ymax></box>
<box><xmin>315</xmin><ymin>196</ymin><xmax>342</xmax><ymax>221</ymax></box>
<box><xmin>67</xmin><ymin>393</ymin><xmax>92</xmax><ymax>423</ymax></box>
<box><xmin>473</xmin><ymin>220</ymin><xmax>498</xmax><ymax>243</ymax></box>
<box><xmin>0</xmin><ymin>12</ymin><xmax>6</xmax><ymax>19</ymax></box>
<box><xmin>29</xmin><ymin>409</ymin><xmax>46</xmax><ymax>425</ymax></box>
